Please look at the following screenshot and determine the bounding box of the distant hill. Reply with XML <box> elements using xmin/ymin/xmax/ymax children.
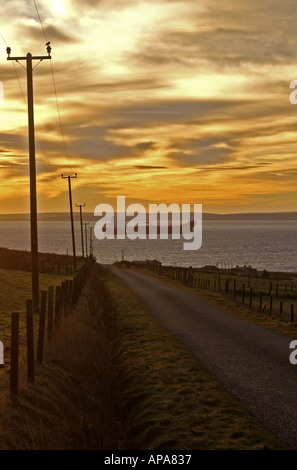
<box><xmin>201</xmin><ymin>212</ymin><xmax>297</xmax><ymax>220</ymax></box>
<box><xmin>0</xmin><ymin>211</ymin><xmax>295</xmax><ymax>222</ymax></box>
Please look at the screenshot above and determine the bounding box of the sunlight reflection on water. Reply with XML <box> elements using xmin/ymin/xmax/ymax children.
<box><xmin>0</xmin><ymin>219</ymin><xmax>295</xmax><ymax>272</ymax></box>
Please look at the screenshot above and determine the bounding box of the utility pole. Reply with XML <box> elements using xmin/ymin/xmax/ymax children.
<box><xmin>76</xmin><ymin>203</ymin><xmax>85</xmax><ymax>258</ymax></box>
<box><xmin>7</xmin><ymin>44</ymin><xmax>52</xmax><ymax>313</ymax></box>
<box><xmin>61</xmin><ymin>174</ymin><xmax>77</xmax><ymax>269</ymax></box>
<box><xmin>83</xmin><ymin>222</ymin><xmax>89</xmax><ymax>257</ymax></box>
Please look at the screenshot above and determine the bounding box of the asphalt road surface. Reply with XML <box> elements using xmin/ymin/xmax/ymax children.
<box><xmin>108</xmin><ymin>265</ymin><xmax>297</xmax><ymax>449</ymax></box>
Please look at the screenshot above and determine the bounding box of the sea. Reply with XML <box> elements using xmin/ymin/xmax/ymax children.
<box><xmin>0</xmin><ymin>218</ymin><xmax>296</xmax><ymax>273</ymax></box>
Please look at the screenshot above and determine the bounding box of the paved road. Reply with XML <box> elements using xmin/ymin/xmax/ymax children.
<box><xmin>108</xmin><ymin>266</ymin><xmax>297</xmax><ymax>449</ymax></box>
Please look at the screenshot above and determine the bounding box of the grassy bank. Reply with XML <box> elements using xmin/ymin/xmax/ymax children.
<box><xmin>0</xmin><ymin>263</ymin><xmax>285</xmax><ymax>449</ymax></box>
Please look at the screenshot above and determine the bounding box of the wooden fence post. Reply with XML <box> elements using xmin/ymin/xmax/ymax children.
<box><xmin>54</xmin><ymin>285</ymin><xmax>61</xmax><ymax>328</ymax></box>
<box><xmin>242</xmin><ymin>283</ymin><xmax>245</xmax><ymax>304</ymax></box>
<box><xmin>225</xmin><ymin>279</ymin><xmax>229</xmax><ymax>295</ymax></box>
<box><xmin>72</xmin><ymin>277</ymin><xmax>78</xmax><ymax>306</ymax></box>
<box><xmin>249</xmin><ymin>287</ymin><xmax>253</xmax><ymax>309</ymax></box>
<box><xmin>269</xmin><ymin>296</ymin><xmax>273</xmax><ymax>315</ymax></box>
<box><xmin>65</xmin><ymin>280</ymin><xmax>70</xmax><ymax>315</ymax></box>
<box><xmin>68</xmin><ymin>280</ymin><xmax>73</xmax><ymax>310</ymax></box>
<box><xmin>26</xmin><ymin>299</ymin><xmax>35</xmax><ymax>384</ymax></box>
<box><xmin>60</xmin><ymin>282</ymin><xmax>66</xmax><ymax>317</ymax></box>
<box><xmin>37</xmin><ymin>291</ymin><xmax>47</xmax><ymax>365</ymax></box>
<box><xmin>259</xmin><ymin>292</ymin><xmax>263</xmax><ymax>312</ymax></box>
<box><xmin>10</xmin><ymin>312</ymin><xmax>19</xmax><ymax>399</ymax></box>
<box><xmin>47</xmin><ymin>286</ymin><xmax>54</xmax><ymax>342</ymax></box>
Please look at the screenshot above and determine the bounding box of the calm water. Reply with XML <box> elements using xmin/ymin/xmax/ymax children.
<box><xmin>0</xmin><ymin>219</ymin><xmax>296</xmax><ymax>272</ymax></box>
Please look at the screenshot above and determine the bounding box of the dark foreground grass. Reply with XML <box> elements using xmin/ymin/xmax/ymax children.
<box><xmin>0</xmin><ymin>264</ymin><xmax>285</xmax><ymax>450</ymax></box>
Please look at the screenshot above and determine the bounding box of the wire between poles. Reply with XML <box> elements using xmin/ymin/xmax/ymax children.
<box><xmin>32</xmin><ymin>0</ymin><xmax>83</xmax><ymax>204</ymax></box>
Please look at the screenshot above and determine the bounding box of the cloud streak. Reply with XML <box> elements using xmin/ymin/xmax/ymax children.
<box><xmin>0</xmin><ymin>0</ymin><xmax>296</xmax><ymax>213</ymax></box>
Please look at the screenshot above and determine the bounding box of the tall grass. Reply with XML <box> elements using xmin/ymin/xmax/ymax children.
<box><xmin>0</xmin><ymin>265</ymin><xmax>125</xmax><ymax>450</ymax></box>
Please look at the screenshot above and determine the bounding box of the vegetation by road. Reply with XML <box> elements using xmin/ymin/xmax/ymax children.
<box><xmin>0</xmin><ymin>257</ymin><xmax>285</xmax><ymax>449</ymax></box>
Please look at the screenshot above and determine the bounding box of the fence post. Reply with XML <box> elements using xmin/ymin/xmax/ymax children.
<box><xmin>68</xmin><ymin>280</ymin><xmax>73</xmax><ymax>310</ymax></box>
<box><xmin>242</xmin><ymin>283</ymin><xmax>245</xmax><ymax>304</ymax></box>
<box><xmin>225</xmin><ymin>279</ymin><xmax>229</xmax><ymax>295</ymax></box>
<box><xmin>60</xmin><ymin>282</ymin><xmax>66</xmax><ymax>317</ymax></box>
<box><xmin>54</xmin><ymin>285</ymin><xmax>61</xmax><ymax>329</ymax></box>
<box><xmin>259</xmin><ymin>292</ymin><xmax>263</xmax><ymax>312</ymax></box>
<box><xmin>72</xmin><ymin>277</ymin><xmax>78</xmax><ymax>306</ymax></box>
<box><xmin>37</xmin><ymin>291</ymin><xmax>47</xmax><ymax>365</ymax></box>
<box><xmin>269</xmin><ymin>295</ymin><xmax>273</xmax><ymax>315</ymax></box>
<box><xmin>26</xmin><ymin>299</ymin><xmax>35</xmax><ymax>384</ymax></box>
<box><xmin>47</xmin><ymin>286</ymin><xmax>54</xmax><ymax>342</ymax></box>
<box><xmin>10</xmin><ymin>312</ymin><xmax>19</xmax><ymax>399</ymax></box>
<box><xmin>65</xmin><ymin>280</ymin><xmax>70</xmax><ymax>315</ymax></box>
<box><xmin>249</xmin><ymin>287</ymin><xmax>253</xmax><ymax>309</ymax></box>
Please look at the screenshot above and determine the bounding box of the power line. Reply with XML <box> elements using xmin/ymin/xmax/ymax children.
<box><xmin>0</xmin><ymin>29</ymin><xmax>58</xmax><ymax>174</ymax></box>
<box><xmin>32</xmin><ymin>0</ymin><xmax>83</xmax><ymax>205</ymax></box>
<box><xmin>0</xmin><ymin>30</ymin><xmax>8</xmax><ymax>46</ymax></box>
<box><xmin>32</xmin><ymin>0</ymin><xmax>48</xmax><ymax>42</ymax></box>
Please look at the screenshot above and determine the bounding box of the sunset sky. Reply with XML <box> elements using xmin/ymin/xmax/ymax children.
<box><xmin>0</xmin><ymin>0</ymin><xmax>297</xmax><ymax>214</ymax></box>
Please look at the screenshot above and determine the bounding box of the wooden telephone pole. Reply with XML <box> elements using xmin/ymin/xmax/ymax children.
<box><xmin>76</xmin><ymin>203</ymin><xmax>85</xmax><ymax>258</ymax></box>
<box><xmin>61</xmin><ymin>174</ymin><xmax>77</xmax><ymax>269</ymax></box>
<box><xmin>7</xmin><ymin>44</ymin><xmax>52</xmax><ymax>313</ymax></box>
<box><xmin>89</xmin><ymin>226</ymin><xmax>93</xmax><ymax>257</ymax></box>
<box><xmin>83</xmin><ymin>222</ymin><xmax>89</xmax><ymax>257</ymax></box>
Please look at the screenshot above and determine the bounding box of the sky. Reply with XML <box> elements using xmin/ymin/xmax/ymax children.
<box><xmin>0</xmin><ymin>0</ymin><xmax>297</xmax><ymax>214</ymax></box>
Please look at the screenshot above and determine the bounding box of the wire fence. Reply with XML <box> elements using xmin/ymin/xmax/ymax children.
<box><xmin>0</xmin><ymin>256</ymin><xmax>96</xmax><ymax>399</ymax></box>
<box><xmin>130</xmin><ymin>260</ymin><xmax>297</xmax><ymax>324</ymax></box>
